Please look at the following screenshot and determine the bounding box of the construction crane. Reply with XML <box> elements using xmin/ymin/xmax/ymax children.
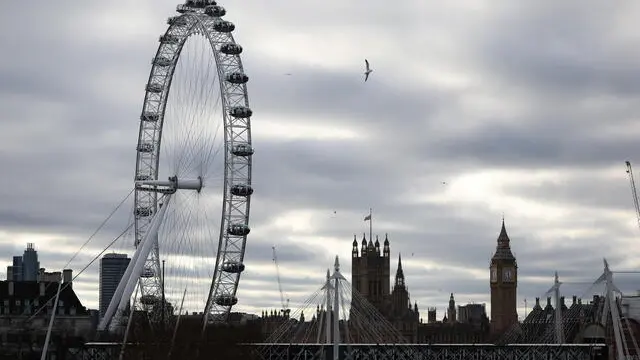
<box><xmin>272</xmin><ymin>246</ymin><xmax>290</xmax><ymax>317</ymax></box>
<box><xmin>625</xmin><ymin>161</ymin><xmax>640</xmax><ymax>231</ymax></box>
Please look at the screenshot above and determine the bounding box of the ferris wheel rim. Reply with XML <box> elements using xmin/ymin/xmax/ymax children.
<box><xmin>132</xmin><ymin>6</ymin><xmax>253</xmax><ymax>324</ymax></box>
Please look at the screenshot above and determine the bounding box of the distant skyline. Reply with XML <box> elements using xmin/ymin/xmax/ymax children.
<box><xmin>2</xmin><ymin>0</ymin><xmax>640</xmax><ymax>321</ymax></box>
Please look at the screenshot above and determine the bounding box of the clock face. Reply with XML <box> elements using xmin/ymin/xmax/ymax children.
<box><xmin>503</xmin><ymin>268</ymin><xmax>514</xmax><ymax>282</ymax></box>
<box><xmin>490</xmin><ymin>267</ymin><xmax>497</xmax><ymax>282</ymax></box>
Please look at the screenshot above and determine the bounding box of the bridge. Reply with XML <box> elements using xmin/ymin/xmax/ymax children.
<box><xmin>249</xmin><ymin>343</ymin><xmax>607</xmax><ymax>360</ymax></box>
<box><xmin>66</xmin><ymin>342</ymin><xmax>609</xmax><ymax>360</ymax></box>
<box><xmin>244</xmin><ymin>256</ymin><xmax>634</xmax><ymax>360</ymax></box>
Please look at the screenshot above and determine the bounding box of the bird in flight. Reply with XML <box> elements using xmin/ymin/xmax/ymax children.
<box><xmin>364</xmin><ymin>59</ymin><xmax>373</xmax><ymax>82</ymax></box>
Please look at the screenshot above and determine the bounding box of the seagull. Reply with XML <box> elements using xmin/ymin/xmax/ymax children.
<box><xmin>284</xmin><ymin>73</ymin><xmax>292</xmax><ymax>76</ymax></box>
<box><xmin>364</xmin><ymin>59</ymin><xmax>373</xmax><ymax>82</ymax></box>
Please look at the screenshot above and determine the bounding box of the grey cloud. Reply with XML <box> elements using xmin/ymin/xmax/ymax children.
<box><xmin>244</xmin><ymin>240</ymin><xmax>324</xmax><ymax>268</ymax></box>
<box><xmin>3</xmin><ymin>0</ymin><xmax>640</xmax><ymax>317</ymax></box>
<box><xmin>472</xmin><ymin>2</ymin><xmax>640</xmax><ymax>96</ymax></box>
<box><xmin>503</xmin><ymin>173</ymin><xmax>632</xmax><ymax>211</ymax></box>
<box><xmin>425</xmin><ymin>121</ymin><xmax>640</xmax><ymax>170</ymax></box>
<box><xmin>247</xmin><ymin>62</ymin><xmax>449</xmax><ymax>130</ymax></box>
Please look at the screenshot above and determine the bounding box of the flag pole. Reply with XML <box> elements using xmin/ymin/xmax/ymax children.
<box><xmin>369</xmin><ymin>208</ymin><xmax>372</xmax><ymax>244</ymax></box>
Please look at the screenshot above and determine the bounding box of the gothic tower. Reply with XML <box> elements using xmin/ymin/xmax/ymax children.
<box><xmin>351</xmin><ymin>233</ymin><xmax>390</xmax><ymax>314</ymax></box>
<box><xmin>447</xmin><ymin>293</ymin><xmax>457</xmax><ymax>323</ymax></box>
<box><xmin>390</xmin><ymin>254</ymin><xmax>408</xmax><ymax>312</ymax></box>
<box><xmin>489</xmin><ymin>220</ymin><xmax>518</xmax><ymax>335</ymax></box>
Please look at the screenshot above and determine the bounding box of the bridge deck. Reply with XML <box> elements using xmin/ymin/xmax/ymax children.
<box><xmin>70</xmin><ymin>342</ymin><xmax>609</xmax><ymax>360</ymax></box>
<box><xmin>248</xmin><ymin>343</ymin><xmax>609</xmax><ymax>360</ymax></box>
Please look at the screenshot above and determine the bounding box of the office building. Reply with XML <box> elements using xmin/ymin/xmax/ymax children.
<box><xmin>6</xmin><ymin>244</ymin><xmax>40</xmax><ymax>282</ymax></box>
<box><xmin>99</xmin><ymin>253</ymin><xmax>131</xmax><ymax>318</ymax></box>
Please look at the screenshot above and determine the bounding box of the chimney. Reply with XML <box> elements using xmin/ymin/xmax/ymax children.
<box><xmin>535</xmin><ymin>297</ymin><xmax>540</xmax><ymax>306</ymax></box>
<box><xmin>63</xmin><ymin>269</ymin><xmax>72</xmax><ymax>287</ymax></box>
<box><xmin>572</xmin><ymin>295</ymin><xmax>577</xmax><ymax>305</ymax></box>
<box><xmin>560</xmin><ymin>296</ymin><xmax>565</xmax><ymax>307</ymax></box>
<box><xmin>39</xmin><ymin>281</ymin><xmax>45</xmax><ymax>297</ymax></box>
<box><xmin>8</xmin><ymin>281</ymin><xmax>14</xmax><ymax>296</ymax></box>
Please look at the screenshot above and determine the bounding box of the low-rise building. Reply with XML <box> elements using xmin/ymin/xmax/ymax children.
<box><xmin>0</xmin><ymin>279</ymin><xmax>93</xmax><ymax>355</ymax></box>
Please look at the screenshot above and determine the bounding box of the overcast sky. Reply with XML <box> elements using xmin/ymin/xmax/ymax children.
<box><xmin>2</xmin><ymin>1</ymin><xmax>640</xmax><ymax>322</ymax></box>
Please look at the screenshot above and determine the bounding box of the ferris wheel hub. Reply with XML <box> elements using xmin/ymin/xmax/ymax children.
<box><xmin>135</xmin><ymin>175</ymin><xmax>203</xmax><ymax>193</ymax></box>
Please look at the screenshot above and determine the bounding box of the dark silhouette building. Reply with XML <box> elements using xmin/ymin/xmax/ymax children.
<box><xmin>0</xmin><ymin>280</ymin><xmax>94</xmax><ymax>356</ymax></box>
<box><xmin>99</xmin><ymin>253</ymin><xmax>131</xmax><ymax>319</ymax></box>
<box><xmin>418</xmin><ymin>293</ymin><xmax>490</xmax><ymax>343</ymax></box>
<box><xmin>351</xmin><ymin>234</ymin><xmax>390</xmax><ymax>313</ymax></box>
<box><xmin>489</xmin><ymin>220</ymin><xmax>518</xmax><ymax>336</ymax></box>
<box><xmin>6</xmin><ymin>243</ymin><xmax>40</xmax><ymax>282</ymax></box>
<box><xmin>351</xmin><ymin>234</ymin><xmax>419</xmax><ymax>342</ymax></box>
<box><xmin>447</xmin><ymin>293</ymin><xmax>457</xmax><ymax>323</ymax></box>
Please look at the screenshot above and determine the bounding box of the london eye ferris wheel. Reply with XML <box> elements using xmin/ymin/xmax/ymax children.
<box><xmin>101</xmin><ymin>0</ymin><xmax>254</xmax><ymax>329</ymax></box>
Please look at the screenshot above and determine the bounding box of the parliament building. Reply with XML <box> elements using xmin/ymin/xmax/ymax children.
<box><xmin>349</xmin><ymin>222</ymin><xmax>518</xmax><ymax>343</ymax></box>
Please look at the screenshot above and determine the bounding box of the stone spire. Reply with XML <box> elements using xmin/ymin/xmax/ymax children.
<box><xmin>492</xmin><ymin>219</ymin><xmax>515</xmax><ymax>261</ymax></box>
<box><xmin>394</xmin><ymin>253</ymin><xmax>405</xmax><ymax>287</ymax></box>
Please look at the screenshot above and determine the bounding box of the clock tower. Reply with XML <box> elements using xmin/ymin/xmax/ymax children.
<box><xmin>489</xmin><ymin>219</ymin><xmax>518</xmax><ymax>336</ymax></box>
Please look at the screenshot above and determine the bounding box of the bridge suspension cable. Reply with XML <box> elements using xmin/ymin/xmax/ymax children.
<box><xmin>625</xmin><ymin>161</ymin><xmax>640</xmax><ymax>230</ymax></box>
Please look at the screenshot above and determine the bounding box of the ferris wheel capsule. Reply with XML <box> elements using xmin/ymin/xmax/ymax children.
<box><xmin>221</xmin><ymin>261</ymin><xmax>245</xmax><ymax>273</ymax></box>
<box><xmin>220</xmin><ymin>43</ymin><xmax>242</xmax><ymax>55</ymax></box>
<box><xmin>231</xmin><ymin>143</ymin><xmax>254</xmax><ymax>157</ymax></box>
<box><xmin>213</xmin><ymin>20</ymin><xmax>235</xmax><ymax>33</ymax></box>
<box><xmin>225</xmin><ymin>72</ymin><xmax>249</xmax><ymax>84</ymax></box>
<box><xmin>227</xmin><ymin>223</ymin><xmax>250</xmax><ymax>236</ymax></box>
<box><xmin>205</xmin><ymin>5</ymin><xmax>226</xmax><ymax>17</ymax></box>
<box><xmin>230</xmin><ymin>184</ymin><xmax>253</xmax><ymax>196</ymax></box>
<box><xmin>214</xmin><ymin>295</ymin><xmax>238</xmax><ymax>307</ymax></box>
<box><xmin>229</xmin><ymin>106</ymin><xmax>252</xmax><ymax>118</ymax></box>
